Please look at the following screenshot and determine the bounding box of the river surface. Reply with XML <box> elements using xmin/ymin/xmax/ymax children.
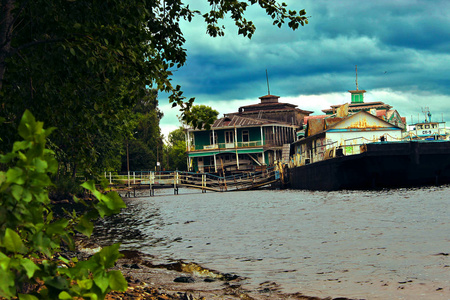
<box><xmin>93</xmin><ymin>186</ymin><xmax>450</xmax><ymax>299</ymax></box>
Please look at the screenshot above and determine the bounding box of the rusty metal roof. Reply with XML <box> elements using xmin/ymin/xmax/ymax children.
<box><xmin>239</xmin><ymin>101</ymin><xmax>297</xmax><ymax>110</ymax></box>
<box><xmin>212</xmin><ymin>114</ymin><xmax>291</xmax><ymax>128</ymax></box>
<box><xmin>322</xmin><ymin>101</ymin><xmax>392</xmax><ymax>113</ymax></box>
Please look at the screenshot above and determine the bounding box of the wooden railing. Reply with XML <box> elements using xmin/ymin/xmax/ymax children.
<box><xmin>103</xmin><ymin>168</ymin><xmax>281</xmax><ymax>196</ymax></box>
<box><xmin>189</xmin><ymin>140</ymin><xmax>263</xmax><ymax>151</ymax></box>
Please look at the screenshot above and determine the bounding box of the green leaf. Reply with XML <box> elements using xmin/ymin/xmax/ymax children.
<box><xmin>80</xmin><ymin>180</ymin><xmax>95</xmax><ymax>192</ymax></box>
<box><xmin>11</xmin><ymin>184</ymin><xmax>24</xmax><ymax>201</ymax></box>
<box><xmin>46</xmin><ymin>219</ymin><xmax>69</xmax><ymax>236</ymax></box>
<box><xmin>22</xmin><ymin>189</ymin><xmax>32</xmax><ymax>203</ymax></box>
<box><xmin>81</xmin><ymin>293</ymin><xmax>98</xmax><ymax>300</ymax></box>
<box><xmin>75</xmin><ymin>215</ymin><xmax>94</xmax><ymax>237</ymax></box>
<box><xmin>20</xmin><ymin>258</ymin><xmax>40</xmax><ymax>278</ymax></box>
<box><xmin>58</xmin><ymin>291</ymin><xmax>72</xmax><ymax>300</ymax></box>
<box><xmin>3</xmin><ymin>228</ymin><xmax>27</xmax><ymax>253</ymax></box>
<box><xmin>102</xmin><ymin>192</ymin><xmax>126</xmax><ymax>212</ymax></box>
<box><xmin>108</xmin><ymin>270</ymin><xmax>127</xmax><ymax>291</ymax></box>
<box><xmin>45</xmin><ymin>276</ymin><xmax>69</xmax><ymax>290</ymax></box>
<box><xmin>93</xmin><ymin>271</ymin><xmax>109</xmax><ymax>293</ymax></box>
<box><xmin>70</xmin><ymin>48</ymin><xmax>76</xmax><ymax>56</ymax></box>
<box><xmin>19</xmin><ymin>293</ymin><xmax>39</xmax><ymax>300</ymax></box>
<box><xmin>81</xmin><ymin>180</ymin><xmax>102</xmax><ymax>199</ymax></box>
<box><xmin>32</xmin><ymin>158</ymin><xmax>48</xmax><ymax>173</ymax></box>
<box><xmin>13</xmin><ymin>141</ymin><xmax>32</xmax><ymax>152</ymax></box>
<box><xmin>32</xmin><ymin>232</ymin><xmax>52</xmax><ymax>256</ymax></box>
<box><xmin>77</xmin><ymin>278</ymin><xmax>93</xmax><ymax>290</ymax></box>
<box><xmin>18</xmin><ymin>110</ymin><xmax>36</xmax><ymax>140</ymax></box>
<box><xmin>0</xmin><ymin>253</ymin><xmax>11</xmax><ymax>270</ymax></box>
<box><xmin>6</xmin><ymin>167</ymin><xmax>25</xmax><ymax>185</ymax></box>
<box><xmin>0</xmin><ymin>268</ymin><xmax>16</xmax><ymax>298</ymax></box>
<box><xmin>95</xmin><ymin>244</ymin><xmax>121</xmax><ymax>269</ymax></box>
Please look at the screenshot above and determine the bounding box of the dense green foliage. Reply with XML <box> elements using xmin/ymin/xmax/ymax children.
<box><xmin>120</xmin><ymin>90</ymin><xmax>163</xmax><ymax>172</ymax></box>
<box><xmin>165</xmin><ymin>127</ymin><xmax>188</xmax><ymax>171</ymax></box>
<box><xmin>1</xmin><ymin>0</ymin><xmax>308</xmax><ymax>176</ymax></box>
<box><xmin>0</xmin><ymin>111</ymin><xmax>127</xmax><ymax>299</ymax></box>
<box><xmin>184</xmin><ymin>105</ymin><xmax>220</xmax><ymax>130</ymax></box>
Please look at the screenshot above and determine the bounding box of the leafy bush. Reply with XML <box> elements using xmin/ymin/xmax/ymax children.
<box><xmin>49</xmin><ymin>174</ymin><xmax>85</xmax><ymax>202</ymax></box>
<box><xmin>0</xmin><ymin>110</ymin><xmax>127</xmax><ymax>299</ymax></box>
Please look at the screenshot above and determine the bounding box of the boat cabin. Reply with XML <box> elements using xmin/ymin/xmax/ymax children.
<box><xmin>406</xmin><ymin>121</ymin><xmax>448</xmax><ymax>140</ymax></box>
<box><xmin>290</xmin><ymin>110</ymin><xmax>403</xmax><ymax>167</ymax></box>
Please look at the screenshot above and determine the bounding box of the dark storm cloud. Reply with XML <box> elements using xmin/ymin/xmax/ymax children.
<box><xmin>160</xmin><ymin>0</ymin><xmax>450</xmax><ymax>135</ymax></box>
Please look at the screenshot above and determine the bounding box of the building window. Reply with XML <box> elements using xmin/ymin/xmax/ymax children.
<box><xmin>210</xmin><ymin>132</ymin><xmax>217</xmax><ymax>145</ymax></box>
<box><xmin>242</xmin><ymin>130</ymin><xmax>249</xmax><ymax>142</ymax></box>
<box><xmin>225</xmin><ymin>131</ymin><xmax>234</xmax><ymax>143</ymax></box>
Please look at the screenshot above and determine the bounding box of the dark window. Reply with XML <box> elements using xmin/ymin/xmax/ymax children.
<box><xmin>225</xmin><ymin>131</ymin><xmax>234</xmax><ymax>143</ymax></box>
<box><xmin>242</xmin><ymin>130</ymin><xmax>249</xmax><ymax>142</ymax></box>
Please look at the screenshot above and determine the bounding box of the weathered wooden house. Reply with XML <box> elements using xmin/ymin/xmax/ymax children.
<box><xmin>290</xmin><ymin>110</ymin><xmax>403</xmax><ymax>167</ymax></box>
<box><xmin>186</xmin><ymin>95</ymin><xmax>312</xmax><ymax>173</ymax></box>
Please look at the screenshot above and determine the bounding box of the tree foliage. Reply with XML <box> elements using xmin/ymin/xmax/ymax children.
<box><xmin>0</xmin><ymin>111</ymin><xmax>127</xmax><ymax>299</ymax></box>
<box><xmin>0</xmin><ymin>1</ymin><xmax>308</xmax><ymax>175</ymax></box>
<box><xmin>182</xmin><ymin>105</ymin><xmax>220</xmax><ymax>130</ymax></box>
<box><xmin>121</xmin><ymin>89</ymin><xmax>162</xmax><ymax>172</ymax></box>
<box><xmin>165</xmin><ymin>127</ymin><xmax>188</xmax><ymax>171</ymax></box>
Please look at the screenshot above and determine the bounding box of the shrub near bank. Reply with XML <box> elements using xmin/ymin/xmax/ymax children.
<box><xmin>0</xmin><ymin>111</ymin><xmax>127</xmax><ymax>299</ymax></box>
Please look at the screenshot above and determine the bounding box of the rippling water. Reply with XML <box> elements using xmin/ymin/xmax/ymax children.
<box><xmin>93</xmin><ymin>186</ymin><xmax>450</xmax><ymax>299</ymax></box>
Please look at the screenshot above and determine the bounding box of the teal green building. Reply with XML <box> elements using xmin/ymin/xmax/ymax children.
<box><xmin>186</xmin><ymin>95</ymin><xmax>312</xmax><ymax>173</ymax></box>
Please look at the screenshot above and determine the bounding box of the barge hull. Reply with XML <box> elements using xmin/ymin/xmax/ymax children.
<box><xmin>289</xmin><ymin>141</ymin><xmax>450</xmax><ymax>190</ymax></box>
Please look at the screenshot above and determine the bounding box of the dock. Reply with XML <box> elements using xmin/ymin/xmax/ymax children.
<box><xmin>104</xmin><ymin>166</ymin><xmax>283</xmax><ymax>197</ymax></box>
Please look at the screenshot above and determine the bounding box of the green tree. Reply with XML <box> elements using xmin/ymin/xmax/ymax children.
<box><xmin>121</xmin><ymin>89</ymin><xmax>163</xmax><ymax>172</ymax></box>
<box><xmin>183</xmin><ymin>105</ymin><xmax>220</xmax><ymax>130</ymax></box>
<box><xmin>0</xmin><ymin>1</ymin><xmax>308</xmax><ymax>175</ymax></box>
<box><xmin>166</xmin><ymin>127</ymin><xmax>187</xmax><ymax>171</ymax></box>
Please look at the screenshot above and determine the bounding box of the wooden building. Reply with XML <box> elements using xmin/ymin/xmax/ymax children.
<box><xmin>186</xmin><ymin>95</ymin><xmax>312</xmax><ymax>173</ymax></box>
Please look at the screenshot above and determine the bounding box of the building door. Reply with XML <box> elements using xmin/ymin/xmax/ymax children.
<box><xmin>225</xmin><ymin>130</ymin><xmax>234</xmax><ymax>148</ymax></box>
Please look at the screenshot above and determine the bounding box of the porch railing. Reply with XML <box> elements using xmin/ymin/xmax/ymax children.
<box><xmin>189</xmin><ymin>140</ymin><xmax>263</xmax><ymax>151</ymax></box>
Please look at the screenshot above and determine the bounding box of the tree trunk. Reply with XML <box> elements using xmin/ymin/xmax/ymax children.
<box><xmin>0</xmin><ymin>0</ymin><xmax>15</xmax><ymax>91</ymax></box>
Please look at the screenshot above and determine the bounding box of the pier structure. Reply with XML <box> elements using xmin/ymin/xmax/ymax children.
<box><xmin>103</xmin><ymin>167</ymin><xmax>283</xmax><ymax>197</ymax></box>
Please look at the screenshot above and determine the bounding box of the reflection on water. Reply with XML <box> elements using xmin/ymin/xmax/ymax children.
<box><xmin>93</xmin><ymin>186</ymin><xmax>450</xmax><ymax>299</ymax></box>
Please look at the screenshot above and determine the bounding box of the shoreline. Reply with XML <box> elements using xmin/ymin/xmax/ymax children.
<box><xmin>75</xmin><ymin>237</ymin><xmax>450</xmax><ymax>300</ymax></box>
<box><xmin>74</xmin><ymin>239</ymin><xmax>334</xmax><ymax>300</ymax></box>
<box><xmin>104</xmin><ymin>249</ymin><xmax>336</xmax><ymax>300</ymax></box>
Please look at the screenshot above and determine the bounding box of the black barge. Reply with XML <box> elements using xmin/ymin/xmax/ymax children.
<box><xmin>288</xmin><ymin>140</ymin><xmax>450</xmax><ymax>190</ymax></box>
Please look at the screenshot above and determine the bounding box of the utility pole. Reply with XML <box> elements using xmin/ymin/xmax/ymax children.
<box><xmin>126</xmin><ymin>138</ymin><xmax>130</xmax><ymax>187</ymax></box>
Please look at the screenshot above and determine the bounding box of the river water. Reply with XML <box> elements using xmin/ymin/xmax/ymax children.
<box><xmin>93</xmin><ymin>186</ymin><xmax>450</xmax><ymax>299</ymax></box>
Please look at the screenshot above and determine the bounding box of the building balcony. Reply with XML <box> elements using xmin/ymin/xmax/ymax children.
<box><xmin>188</xmin><ymin>141</ymin><xmax>263</xmax><ymax>152</ymax></box>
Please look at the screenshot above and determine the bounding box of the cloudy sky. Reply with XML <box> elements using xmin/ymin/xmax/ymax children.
<box><xmin>159</xmin><ymin>0</ymin><xmax>450</xmax><ymax>137</ymax></box>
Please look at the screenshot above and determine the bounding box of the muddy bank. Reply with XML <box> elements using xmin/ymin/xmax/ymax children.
<box><xmin>73</xmin><ymin>239</ymin><xmax>347</xmax><ymax>300</ymax></box>
<box><xmin>106</xmin><ymin>249</ymin><xmax>346</xmax><ymax>300</ymax></box>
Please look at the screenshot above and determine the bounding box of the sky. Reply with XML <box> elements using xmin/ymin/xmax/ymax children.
<box><xmin>159</xmin><ymin>0</ymin><xmax>450</xmax><ymax>138</ymax></box>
